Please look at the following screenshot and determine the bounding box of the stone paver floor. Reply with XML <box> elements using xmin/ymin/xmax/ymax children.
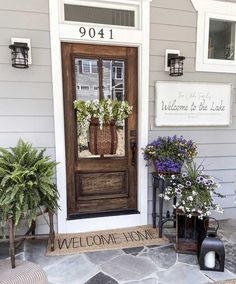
<box><xmin>0</xmin><ymin>219</ymin><xmax>236</xmax><ymax>284</ymax></box>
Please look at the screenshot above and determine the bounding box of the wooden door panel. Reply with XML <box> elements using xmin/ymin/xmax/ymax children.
<box><xmin>62</xmin><ymin>43</ymin><xmax>138</xmax><ymax>218</ymax></box>
<box><xmin>76</xmin><ymin>171</ymin><xmax>128</xmax><ymax>198</ymax></box>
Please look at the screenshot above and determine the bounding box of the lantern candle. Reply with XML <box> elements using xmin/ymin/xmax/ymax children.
<box><xmin>204</xmin><ymin>251</ymin><xmax>216</xmax><ymax>268</ymax></box>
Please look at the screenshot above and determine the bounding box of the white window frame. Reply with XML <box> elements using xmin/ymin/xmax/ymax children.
<box><xmin>80</xmin><ymin>85</ymin><xmax>90</xmax><ymax>91</ymax></box>
<box><xmin>192</xmin><ymin>0</ymin><xmax>236</xmax><ymax>73</ymax></box>
<box><xmin>60</xmin><ymin>0</ymin><xmax>139</xmax><ymax>29</ymax></box>
<box><xmin>82</xmin><ymin>60</ymin><xmax>97</xmax><ymax>74</ymax></box>
<box><xmin>113</xmin><ymin>66</ymin><xmax>124</xmax><ymax>79</ymax></box>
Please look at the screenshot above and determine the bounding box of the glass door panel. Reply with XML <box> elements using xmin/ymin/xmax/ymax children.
<box><xmin>75</xmin><ymin>58</ymin><xmax>99</xmax><ymax>157</ymax></box>
<box><xmin>75</xmin><ymin>58</ymin><xmax>126</xmax><ymax>158</ymax></box>
<box><xmin>103</xmin><ymin>60</ymin><xmax>125</xmax><ymax>156</ymax></box>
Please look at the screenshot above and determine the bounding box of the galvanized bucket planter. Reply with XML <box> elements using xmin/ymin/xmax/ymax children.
<box><xmin>176</xmin><ymin>210</ymin><xmax>207</xmax><ymax>254</ymax></box>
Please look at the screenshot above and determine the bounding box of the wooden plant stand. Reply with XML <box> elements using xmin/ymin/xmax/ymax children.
<box><xmin>2</xmin><ymin>210</ymin><xmax>55</xmax><ymax>269</ymax></box>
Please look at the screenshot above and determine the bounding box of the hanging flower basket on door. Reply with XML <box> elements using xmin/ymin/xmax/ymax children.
<box><xmin>74</xmin><ymin>99</ymin><xmax>132</xmax><ymax>155</ymax></box>
<box><xmin>88</xmin><ymin>119</ymin><xmax>118</xmax><ymax>155</ymax></box>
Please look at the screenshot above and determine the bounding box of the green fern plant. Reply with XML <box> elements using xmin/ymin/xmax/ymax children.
<box><xmin>0</xmin><ymin>139</ymin><xmax>59</xmax><ymax>228</ymax></box>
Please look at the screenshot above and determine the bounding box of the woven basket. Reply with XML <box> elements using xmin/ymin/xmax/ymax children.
<box><xmin>88</xmin><ymin>119</ymin><xmax>118</xmax><ymax>155</ymax></box>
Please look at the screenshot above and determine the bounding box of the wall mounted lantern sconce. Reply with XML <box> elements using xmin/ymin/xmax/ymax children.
<box><xmin>9</xmin><ymin>38</ymin><xmax>32</xmax><ymax>69</ymax></box>
<box><xmin>165</xmin><ymin>49</ymin><xmax>185</xmax><ymax>76</ymax></box>
<box><xmin>198</xmin><ymin>218</ymin><xmax>225</xmax><ymax>272</ymax></box>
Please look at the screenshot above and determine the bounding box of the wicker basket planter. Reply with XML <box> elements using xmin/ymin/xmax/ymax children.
<box><xmin>88</xmin><ymin>119</ymin><xmax>118</xmax><ymax>155</ymax></box>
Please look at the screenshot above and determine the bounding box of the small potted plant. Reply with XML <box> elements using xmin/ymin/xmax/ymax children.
<box><xmin>143</xmin><ymin>135</ymin><xmax>197</xmax><ymax>174</ymax></box>
<box><xmin>162</xmin><ymin>162</ymin><xmax>225</xmax><ymax>253</ymax></box>
<box><xmin>74</xmin><ymin>99</ymin><xmax>132</xmax><ymax>155</ymax></box>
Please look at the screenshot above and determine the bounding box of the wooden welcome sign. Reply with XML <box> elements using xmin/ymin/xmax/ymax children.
<box><xmin>155</xmin><ymin>81</ymin><xmax>232</xmax><ymax>126</ymax></box>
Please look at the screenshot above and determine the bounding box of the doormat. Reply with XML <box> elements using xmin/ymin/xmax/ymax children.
<box><xmin>212</xmin><ymin>280</ymin><xmax>236</xmax><ymax>284</ymax></box>
<box><xmin>46</xmin><ymin>225</ymin><xmax>169</xmax><ymax>256</ymax></box>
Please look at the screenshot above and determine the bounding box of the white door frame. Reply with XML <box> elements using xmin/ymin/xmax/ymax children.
<box><xmin>49</xmin><ymin>0</ymin><xmax>151</xmax><ymax>233</ymax></box>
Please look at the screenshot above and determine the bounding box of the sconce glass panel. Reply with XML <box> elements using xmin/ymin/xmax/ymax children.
<box><xmin>9</xmin><ymin>42</ymin><xmax>29</xmax><ymax>68</ymax></box>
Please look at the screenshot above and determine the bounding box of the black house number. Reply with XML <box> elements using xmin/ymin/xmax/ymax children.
<box><xmin>79</xmin><ymin>27</ymin><xmax>114</xmax><ymax>40</ymax></box>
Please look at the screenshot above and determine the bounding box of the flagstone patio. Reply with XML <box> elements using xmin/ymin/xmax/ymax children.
<box><xmin>0</xmin><ymin>219</ymin><xmax>236</xmax><ymax>284</ymax></box>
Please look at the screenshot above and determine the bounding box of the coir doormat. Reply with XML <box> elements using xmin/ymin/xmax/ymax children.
<box><xmin>46</xmin><ymin>225</ymin><xmax>169</xmax><ymax>255</ymax></box>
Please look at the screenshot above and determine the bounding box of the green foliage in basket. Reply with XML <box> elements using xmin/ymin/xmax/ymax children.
<box><xmin>73</xmin><ymin>99</ymin><xmax>132</xmax><ymax>127</ymax></box>
<box><xmin>0</xmin><ymin>139</ymin><xmax>59</xmax><ymax>228</ymax></box>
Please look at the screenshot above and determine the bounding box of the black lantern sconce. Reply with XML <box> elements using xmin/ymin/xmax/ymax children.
<box><xmin>168</xmin><ymin>56</ymin><xmax>185</xmax><ymax>76</ymax></box>
<box><xmin>9</xmin><ymin>38</ymin><xmax>31</xmax><ymax>69</ymax></box>
<box><xmin>165</xmin><ymin>49</ymin><xmax>185</xmax><ymax>76</ymax></box>
<box><xmin>199</xmin><ymin>218</ymin><xmax>225</xmax><ymax>272</ymax></box>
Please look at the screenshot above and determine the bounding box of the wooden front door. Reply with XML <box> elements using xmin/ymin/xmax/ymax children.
<box><xmin>62</xmin><ymin>43</ymin><xmax>138</xmax><ymax>219</ymax></box>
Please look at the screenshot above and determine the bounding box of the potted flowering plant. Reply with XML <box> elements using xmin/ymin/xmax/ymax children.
<box><xmin>162</xmin><ymin>162</ymin><xmax>225</xmax><ymax>253</ymax></box>
<box><xmin>163</xmin><ymin>162</ymin><xmax>225</xmax><ymax>219</ymax></box>
<box><xmin>143</xmin><ymin>135</ymin><xmax>197</xmax><ymax>173</ymax></box>
<box><xmin>74</xmin><ymin>99</ymin><xmax>132</xmax><ymax>155</ymax></box>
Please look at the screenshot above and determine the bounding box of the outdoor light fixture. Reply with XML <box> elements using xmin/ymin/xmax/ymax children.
<box><xmin>165</xmin><ymin>49</ymin><xmax>185</xmax><ymax>76</ymax></box>
<box><xmin>199</xmin><ymin>218</ymin><xmax>225</xmax><ymax>272</ymax></box>
<box><xmin>9</xmin><ymin>38</ymin><xmax>31</xmax><ymax>69</ymax></box>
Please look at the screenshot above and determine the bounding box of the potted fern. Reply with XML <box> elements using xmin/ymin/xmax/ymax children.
<box><xmin>0</xmin><ymin>139</ymin><xmax>59</xmax><ymax>230</ymax></box>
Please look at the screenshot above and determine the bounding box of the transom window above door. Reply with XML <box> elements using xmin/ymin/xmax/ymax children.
<box><xmin>63</xmin><ymin>3</ymin><xmax>136</xmax><ymax>27</ymax></box>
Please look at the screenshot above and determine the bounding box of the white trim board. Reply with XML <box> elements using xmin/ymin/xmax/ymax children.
<box><xmin>191</xmin><ymin>0</ymin><xmax>236</xmax><ymax>73</ymax></box>
<box><xmin>49</xmin><ymin>0</ymin><xmax>151</xmax><ymax>233</ymax></box>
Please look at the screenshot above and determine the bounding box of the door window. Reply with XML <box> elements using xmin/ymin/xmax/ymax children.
<box><xmin>75</xmin><ymin>58</ymin><xmax>126</xmax><ymax>158</ymax></box>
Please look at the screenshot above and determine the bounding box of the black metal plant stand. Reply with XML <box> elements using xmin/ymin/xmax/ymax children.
<box><xmin>152</xmin><ymin>172</ymin><xmax>177</xmax><ymax>238</ymax></box>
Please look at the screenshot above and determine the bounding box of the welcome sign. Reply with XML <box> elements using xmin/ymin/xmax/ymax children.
<box><xmin>155</xmin><ymin>81</ymin><xmax>232</xmax><ymax>126</ymax></box>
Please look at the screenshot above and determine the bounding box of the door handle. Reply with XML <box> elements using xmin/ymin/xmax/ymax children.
<box><xmin>130</xmin><ymin>139</ymin><xmax>136</xmax><ymax>166</ymax></box>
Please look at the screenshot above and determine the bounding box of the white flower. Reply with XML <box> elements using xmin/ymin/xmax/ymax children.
<box><xmin>171</xmin><ymin>174</ymin><xmax>175</xmax><ymax>179</ymax></box>
<box><xmin>164</xmin><ymin>195</ymin><xmax>170</xmax><ymax>200</ymax></box>
<box><xmin>182</xmin><ymin>172</ymin><xmax>188</xmax><ymax>178</ymax></box>
<box><xmin>187</xmin><ymin>196</ymin><xmax>193</xmax><ymax>201</ymax></box>
<box><xmin>192</xmin><ymin>190</ymin><xmax>197</xmax><ymax>196</ymax></box>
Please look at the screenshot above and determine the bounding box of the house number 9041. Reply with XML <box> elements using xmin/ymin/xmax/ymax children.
<box><xmin>79</xmin><ymin>27</ymin><xmax>114</xmax><ymax>40</ymax></box>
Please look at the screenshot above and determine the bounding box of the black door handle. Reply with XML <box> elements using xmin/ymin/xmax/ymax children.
<box><xmin>130</xmin><ymin>139</ymin><xmax>136</xmax><ymax>166</ymax></box>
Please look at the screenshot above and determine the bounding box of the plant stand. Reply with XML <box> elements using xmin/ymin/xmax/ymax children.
<box><xmin>2</xmin><ymin>209</ymin><xmax>55</xmax><ymax>269</ymax></box>
<box><xmin>152</xmin><ymin>172</ymin><xmax>178</xmax><ymax>237</ymax></box>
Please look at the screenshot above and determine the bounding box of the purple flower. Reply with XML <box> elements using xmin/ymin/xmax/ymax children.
<box><xmin>186</xmin><ymin>181</ymin><xmax>191</xmax><ymax>187</ymax></box>
<box><xmin>176</xmin><ymin>188</ymin><xmax>182</xmax><ymax>194</ymax></box>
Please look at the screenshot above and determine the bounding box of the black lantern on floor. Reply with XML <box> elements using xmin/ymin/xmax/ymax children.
<box><xmin>199</xmin><ymin>218</ymin><xmax>225</xmax><ymax>272</ymax></box>
<box><xmin>168</xmin><ymin>55</ymin><xmax>185</xmax><ymax>76</ymax></box>
<box><xmin>9</xmin><ymin>42</ymin><xmax>29</xmax><ymax>68</ymax></box>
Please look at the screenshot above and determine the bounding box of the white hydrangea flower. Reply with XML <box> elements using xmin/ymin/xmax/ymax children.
<box><xmin>187</xmin><ymin>196</ymin><xmax>193</xmax><ymax>201</ymax></box>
